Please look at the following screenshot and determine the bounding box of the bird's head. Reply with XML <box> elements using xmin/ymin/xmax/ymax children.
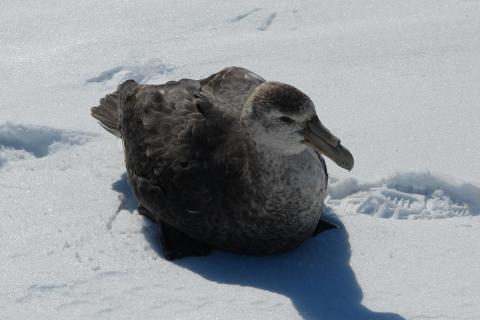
<box><xmin>241</xmin><ymin>81</ymin><xmax>354</xmax><ymax>170</ymax></box>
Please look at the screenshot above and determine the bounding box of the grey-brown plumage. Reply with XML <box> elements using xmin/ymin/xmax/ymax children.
<box><xmin>91</xmin><ymin>66</ymin><xmax>354</xmax><ymax>260</ymax></box>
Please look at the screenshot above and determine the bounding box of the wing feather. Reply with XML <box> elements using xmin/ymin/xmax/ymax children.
<box><xmin>199</xmin><ymin>66</ymin><xmax>265</xmax><ymax>115</ymax></box>
<box><xmin>118</xmin><ymin>68</ymin><xmax>264</xmax><ymax>226</ymax></box>
<box><xmin>119</xmin><ymin>76</ymin><xmax>241</xmax><ymax>224</ymax></box>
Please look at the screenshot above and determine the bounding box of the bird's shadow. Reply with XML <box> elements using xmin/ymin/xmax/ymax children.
<box><xmin>111</xmin><ymin>173</ymin><xmax>138</xmax><ymax>213</ymax></box>
<box><xmin>113</xmin><ymin>174</ymin><xmax>405</xmax><ymax>319</ymax></box>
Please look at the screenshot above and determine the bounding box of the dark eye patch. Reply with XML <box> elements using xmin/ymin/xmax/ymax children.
<box><xmin>279</xmin><ymin>116</ymin><xmax>294</xmax><ymax>124</ymax></box>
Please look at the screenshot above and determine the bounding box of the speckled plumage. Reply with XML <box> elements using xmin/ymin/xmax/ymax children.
<box><xmin>92</xmin><ymin>67</ymin><xmax>331</xmax><ymax>255</ymax></box>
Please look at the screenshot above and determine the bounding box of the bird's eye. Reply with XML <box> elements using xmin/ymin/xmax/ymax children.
<box><xmin>279</xmin><ymin>116</ymin><xmax>294</xmax><ymax>124</ymax></box>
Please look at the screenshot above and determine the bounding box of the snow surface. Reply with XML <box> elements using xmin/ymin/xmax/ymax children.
<box><xmin>1</xmin><ymin>1</ymin><xmax>479</xmax><ymax>319</ymax></box>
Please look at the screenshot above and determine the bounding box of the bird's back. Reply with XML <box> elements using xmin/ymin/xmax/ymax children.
<box><xmin>91</xmin><ymin>68</ymin><xmax>267</xmax><ymax>247</ymax></box>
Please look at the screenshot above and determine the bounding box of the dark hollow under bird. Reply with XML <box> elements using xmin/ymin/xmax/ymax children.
<box><xmin>91</xmin><ymin>66</ymin><xmax>354</xmax><ymax>260</ymax></box>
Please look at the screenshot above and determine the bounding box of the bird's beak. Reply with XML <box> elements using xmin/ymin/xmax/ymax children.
<box><xmin>302</xmin><ymin>116</ymin><xmax>354</xmax><ymax>171</ymax></box>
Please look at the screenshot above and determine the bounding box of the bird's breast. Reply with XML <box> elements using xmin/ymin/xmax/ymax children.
<box><xmin>219</xmin><ymin>148</ymin><xmax>327</xmax><ymax>253</ymax></box>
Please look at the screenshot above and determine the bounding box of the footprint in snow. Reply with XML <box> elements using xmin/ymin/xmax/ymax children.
<box><xmin>257</xmin><ymin>12</ymin><xmax>277</xmax><ymax>31</ymax></box>
<box><xmin>0</xmin><ymin>122</ymin><xmax>94</xmax><ymax>169</ymax></box>
<box><xmin>86</xmin><ymin>59</ymin><xmax>175</xmax><ymax>87</ymax></box>
<box><xmin>325</xmin><ymin>172</ymin><xmax>480</xmax><ymax>219</ymax></box>
<box><xmin>226</xmin><ymin>9</ymin><xmax>277</xmax><ymax>31</ymax></box>
<box><xmin>228</xmin><ymin>8</ymin><xmax>262</xmax><ymax>23</ymax></box>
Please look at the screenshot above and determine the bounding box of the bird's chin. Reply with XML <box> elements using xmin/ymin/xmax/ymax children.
<box><xmin>259</xmin><ymin>141</ymin><xmax>308</xmax><ymax>156</ymax></box>
<box><xmin>281</xmin><ymin>142</ymin><xmax>309</xmax><ymax>155</ymax></box>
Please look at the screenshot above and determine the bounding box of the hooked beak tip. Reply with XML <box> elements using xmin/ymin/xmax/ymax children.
<box><xmin>303</xmin><ymin>118</ymin><xmax>354</xmax><ymax>171</ymax></box>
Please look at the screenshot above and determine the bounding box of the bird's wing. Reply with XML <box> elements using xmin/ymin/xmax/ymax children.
<box><xmin>199</xmin><ymin>66</ymin><xmax>265</xmax><ymax>115</ymax></box>
<box><xmin>118</xmin><ymin>78</ymin><xmax>236</xmax><ymax>221</ymax></box>
<box><xmin>315</xmin><ymin>152</ymin><xmax>329</xmax><ymax>187</ymax></box>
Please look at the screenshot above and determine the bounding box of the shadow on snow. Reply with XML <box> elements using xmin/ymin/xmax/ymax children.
<box><xmin>111</xmin><ymin>173</ymin><xmax>138</xmax><ymax>213</ymax></box>
<box><xmin>112</xmin><ymin>172</ymin><xmax>404</xmax><ymax>319</ymax></box>
<box><xmin>145</xmin><ymin>216</ymin><xmax>405</xmax><ymax>319</ymax></box>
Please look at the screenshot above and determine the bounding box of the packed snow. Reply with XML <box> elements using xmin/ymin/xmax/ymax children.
<box><xmin>1</xmin><ymin>1</ymin><xmax>479</xmax><ymax>319</ymax></box>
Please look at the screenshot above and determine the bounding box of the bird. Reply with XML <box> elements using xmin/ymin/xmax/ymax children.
<box><xmin>91</xmin><ymin>66</ymin><xmax>354</xmax><ymax>260</ymax></box>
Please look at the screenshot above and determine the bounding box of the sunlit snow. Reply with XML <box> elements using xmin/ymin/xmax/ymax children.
<box><xmin>1</xmin><ymin>1</ymin><xmax>479</xmax><ymax>319</ymax></box>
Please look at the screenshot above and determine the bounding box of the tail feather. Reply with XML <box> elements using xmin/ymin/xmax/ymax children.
<box><xmin>91</xmin><ymin>79</ymin><xmax>139</xmax><ymax>137</ymax></box>
<box><xmin>91</xmin><ymin>92</ymin><xmax>121</xmax><ymax>137</ymax></box>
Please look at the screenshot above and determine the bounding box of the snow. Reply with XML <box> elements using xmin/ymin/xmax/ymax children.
<box><xmin>327</xmin><ymin>172</ymin><xmax>480</xmax><ymax>219</ymax></box>
<box><xmin>1</xmin><ymin>1</ymin><xmax>479</xmax><ymax>319</ymax></box>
